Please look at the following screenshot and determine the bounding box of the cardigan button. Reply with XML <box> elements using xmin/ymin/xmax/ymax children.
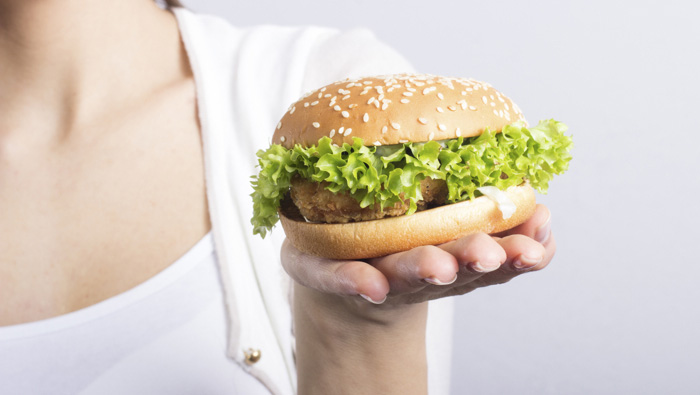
<box><xmin>244</xmin><ymin>348</ymin><xmax>262</xmax><ymax>365</ymax></box>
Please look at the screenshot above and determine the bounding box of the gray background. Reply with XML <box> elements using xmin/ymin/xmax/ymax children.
<box><xmin>181</xmin><ymin>0</ymin><xmax>700</xmax><ymax>393</ymax></box>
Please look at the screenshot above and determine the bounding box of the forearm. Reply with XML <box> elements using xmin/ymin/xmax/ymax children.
<box><xmin>294</xmin><ymin>284</ymin><xmax>429</xmax><ymax>394</ymax></box>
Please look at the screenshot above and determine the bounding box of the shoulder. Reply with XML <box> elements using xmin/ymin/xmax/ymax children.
<box><xmin>174</xmin><ymin>7</ymin><xmax>413</xmax><ymax>94</ymax></box>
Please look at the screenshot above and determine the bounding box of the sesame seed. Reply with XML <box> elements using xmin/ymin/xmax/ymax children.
<box><xmin>391</xmin><ymin>122</ymin><xmax>401</xmax><ymax>130</ymax></box>
<box><xmin>482</xmin><ymin>96</ymin><xmax>488</xmax><ymax>104</ymax></box>
<box><xmin>363</xmin><ymin>113</ymin><xmax>369</xmax><ymax>122</ymax></box>
<box><xmin>504</xmin><ymin>103</ymin><xmax>510</xmax><ymax>111</ymax></box>
<box><xmin>401</xmin><ymin>99</ymin><xmax>410</xmax><ymax>104</ymax></box>
<box><xmin>456</xmin><ymin>127</ymin><xmax>462</xmax><ymax>137</ymax></box>
<box><xmin>345</xmin><ymin>128</ymin><xmax>352</xmax><ymax>136</ymax></box>
<box><xmin>458</xmin><ymin>100</ymin><xmax>467</xmax><ymax>110</ymax></box>
<box><xmin>311</xmin><ymin>101</ymin><xmax>319</xmax><ymax>106</ymax></box>
<box><xmin>387</xmin><ymin>87</ymin><xmax>395</xmax><ymax>92</ymax></box>
<box><xmin>428</xmin><ymin>132</ymin><xmax>435</xmax><ymax>140</ymax></box>
<box><xmin>461</xmin><ymin>91</ymin><xmax>467</xmax><ymax>96</ymax></box>
<box><xmin>437</xmin><ymin>93</ymin><xmax>444</xmax><ymax>100</ymax></box>
<box><xmin>339</xmin><ymin>126</ymin><xmax>345</xmax><ymax>135</ymax></box>
<box><xmin>466</xmin><ymin>88</ymin><xmax>473</xmax><ymax>92</ymax></box>
<box><xmin>373</xmin><ymin>141</ymin><xmax>381</xmax><ymax>146</ymax></box>
<box><xmin>334</xmin><ymin>105</ymin><xmax>342</xmax><ymax>111</ymax></box>
<box><xmin>493</xmin><ymin>109</ymin><xmax>499</xmax><ymax>116</ymax></box>
<box><xmin>290</xmin><ymin>107</ymin><xmax>295</xmax><ymax>114</ymax></box>
<box><xmin>382</xmin><ymin>126</ymin><xmax>388</xmax><ymax>134</ymax></box>
<box><xmin>321</xmin><ymin>87</ymin><xmax>327</xmax><ymax>92</ymax></box>
<box><xmin>378</xmin><ymin>94</ymin><xmax>385</xmax><ymax>101</ymax></box>
<box><xmin>381</xmin><ymin>102</ymin><xmax>389</xmax><ymax>110</ymax></box>
<box><xmin>304</xmin><ymin>102</ymin><xmax>309</xmax><ymax>107</ymax></box>
<box><xmin>418</xmin><ymin>117</ymin><xmax>428</xmax><ymax>125</ymax></box>
<box><xmin>342</xmin><ymin>111</ymin><xmax>350</xmax><ymax>118</ymax></box>
<box><xmin>490</xmin><ymin>95</ymin><xmax>495</xmax><ymax>100</ymax></box>
<box><xmin>368</xmin><ymin>97</ymin><xmax>376</xmax><ymax>105</ymax></box>
<box><xmin>403</xmin><ymin>91</ymin><xmax>413</xmax><ymax>97</ymax></box>
<box><xmin>280</xmin><ymin>136</ymin><xmax>286</xmax><ymax>142</ymax></box>
<box><xmin>330</xmin><ymin>129</ymin><xmax>336</xmax><ymax>137</ymax></box>
<box><xmin>349</xmin><ymin>104</ymin><xmax>357</xmax><ymax>109</ymax></box>
<box><xmin>342</xmin><ymin>95</ymin><xmax>351</xmax><ymax>100</ymax></box>
<box><xmin>364</xmin><ymin>81</ymin><xmax>373</xmax><ymax>85</ymax></box>
<box><xmin>490</xmin><ymin>102</ymin><xmax>496</xmax><ymax>107</ymax></box>
<box><xmin>399</xmin><ymin>139</ymin><xmax>408</xmax><ymax>143</ymax></box>
<box><xmin>438</xmin><ymin>124</ymin><xmax>447</xmax><ymax>131</ymax></box>
<box><xmin>448</xmin><ymin>105</ymin><xmax>456</xmax><ymax>111</ymax></box>
<box><xmin>324</xmin><ymin>94</ymin><xmax>331</xmax><ymax>98</ymax></box>
<box><xmin>436</xmin><ymin>107</ymin><xmax>444</xmax><ymax>113</ymax></box>
<box><xmin>277</xmin><ymin>122</ymin><xmax>282</xmax><ymax>130</ymax></box>
<box><xmin>312</xmin><ymin>122</ymin><xmax>320</xmax><ymax>128</ymax></box>
<box><xmin>469</xmin><ymin>105</ymin><xmax>477</xmax><ymax>111</ymax></box>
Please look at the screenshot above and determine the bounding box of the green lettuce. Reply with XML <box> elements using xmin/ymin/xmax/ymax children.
<box><xmin>251</xmin><ymin>119</ymin><xmax>572</xmax><ymax>237</ymax></box>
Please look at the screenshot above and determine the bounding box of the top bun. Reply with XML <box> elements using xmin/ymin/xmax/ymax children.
<box><xmin>272</xmin><ymin>73</ymin><xmax>526</xmax><ymax>149</ymax></box>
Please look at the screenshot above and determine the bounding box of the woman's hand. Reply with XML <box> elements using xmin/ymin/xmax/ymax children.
<box><xmin>284</xmin><ymin>204</ymin><xmax>554</xmax><ymax>315</ymax></box>
<box><xmin>286</xmin><ymin>204</ymin><xmax>556</xmax><ymax>394</ymax></box>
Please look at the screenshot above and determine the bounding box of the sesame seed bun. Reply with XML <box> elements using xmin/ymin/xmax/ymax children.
<box><xmin>272</xmin><ymin>73</ymin><xmax>535</xmax><ymax>259</ymax></box>
<box><xmin>272</xmin><ymin>74</ymin><xmax>526</xmax><ymax>148</ymax></box>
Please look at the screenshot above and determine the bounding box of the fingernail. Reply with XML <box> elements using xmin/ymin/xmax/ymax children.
<box><xmin>360</xmin><ymin>294</ymin><xmax>387</xmax><ymax>304</ymax></box>
<box><xmin>535</xmin><ymin>213</ymin><xmax>551</xmax><ymax>244</ymax></box>
<box><xmin>470</xmin><ymin>261</ymin><xmax>499</xmax><ymax>273</ymax></box>
<box><xmin>424</xmin><ymin>274</ymin><xmax>458</xmax><ymax>286</ymax></box>
<box><xmin>512</xmin><ymin>255</ymin><xmax>543</xmax><ymax>270</ymax></box>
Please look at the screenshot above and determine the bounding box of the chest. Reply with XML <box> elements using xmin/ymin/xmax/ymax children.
<box><xmin>0</xmin><ymin>86</ymin><xmax>210</xmax><ymax>325</ymax></box>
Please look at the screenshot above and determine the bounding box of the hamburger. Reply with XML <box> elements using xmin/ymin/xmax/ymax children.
<box><xmin>251</xmin><ymin>74</ymin><xmax>572</xmax><ymax>259</ymax></box>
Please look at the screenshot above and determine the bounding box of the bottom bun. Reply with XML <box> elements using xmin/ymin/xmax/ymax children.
<box><xmin>279</xmin><ymin>183</ymin><xmax>536</xmax><ymax>260</ymax></box>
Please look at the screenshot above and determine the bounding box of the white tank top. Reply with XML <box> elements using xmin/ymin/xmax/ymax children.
<box><xmin>0</xmin><ymin>234</ymin><xmax>269</xmax><ymax>394</ymax></box>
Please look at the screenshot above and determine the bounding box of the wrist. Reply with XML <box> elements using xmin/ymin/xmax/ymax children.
<box><xmin>294</xmin><ymin>284</ymin><xmax>428</xmax><ymax>394</ymax></box>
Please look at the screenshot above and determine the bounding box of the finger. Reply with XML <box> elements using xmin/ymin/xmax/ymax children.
<box><xmin>281</xmin><ymin>239</ymin><xmax>389</xmax><ymax>304</ymax></box>
<box><xmin>368</xmin><ymin>245</ymin><xmax>459</xmax><ymax>294</ymax></box>
<box><xmin>438</xmin><ymin>232</ymin><xmax>506</xmax><ymax>274</ymax></box>
<box><xmin>529</xmin><ymin>231</ymin><xmax>557</xmax><ymax>272</ymax></box>
<box><xmin>494</xmin><ymin>204</ymin><xmax>551</xmax><ymax>244</ymax></box>
<box><xmin>468</xmin><ymin>234</ymin><xmax>547</xmax><ymax>287</ymax></box>
<box><xmin>498</xmin><ymin>234</ymin><xmax>547</xmax><ymax>271</ymax></box>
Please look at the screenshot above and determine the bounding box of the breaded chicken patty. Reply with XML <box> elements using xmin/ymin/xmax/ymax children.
<box><xmin>290</xmin><ymin>176</ymin><xmax>448</xmax><ymax>224</ymax></box>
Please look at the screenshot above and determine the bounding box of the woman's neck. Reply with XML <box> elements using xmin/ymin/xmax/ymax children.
<box><xmin>0</xmin><ymin>0</ymin><xmax>187</xmax><ymax>141</ymax></box>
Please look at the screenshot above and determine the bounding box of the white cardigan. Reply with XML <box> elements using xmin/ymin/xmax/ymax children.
<box><xmin>174</xmin><ymin>8</ymin><xmax>455</xmax><ymax>394</ymax></box>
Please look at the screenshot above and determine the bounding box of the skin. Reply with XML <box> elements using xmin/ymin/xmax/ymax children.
<box><xmin>0</xmin><ymin>0</ymin><xmax>558</xmax><ymax>393</ymax></box>
<box><xmin>288</xmin><ymin>205</ymin><xmax>555</xmax><ymax>394</ymax></box>
<box><xmin>0</xmin><ymin>0</ymin><xmax>209</xmax><ymax>324</ymax></box>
